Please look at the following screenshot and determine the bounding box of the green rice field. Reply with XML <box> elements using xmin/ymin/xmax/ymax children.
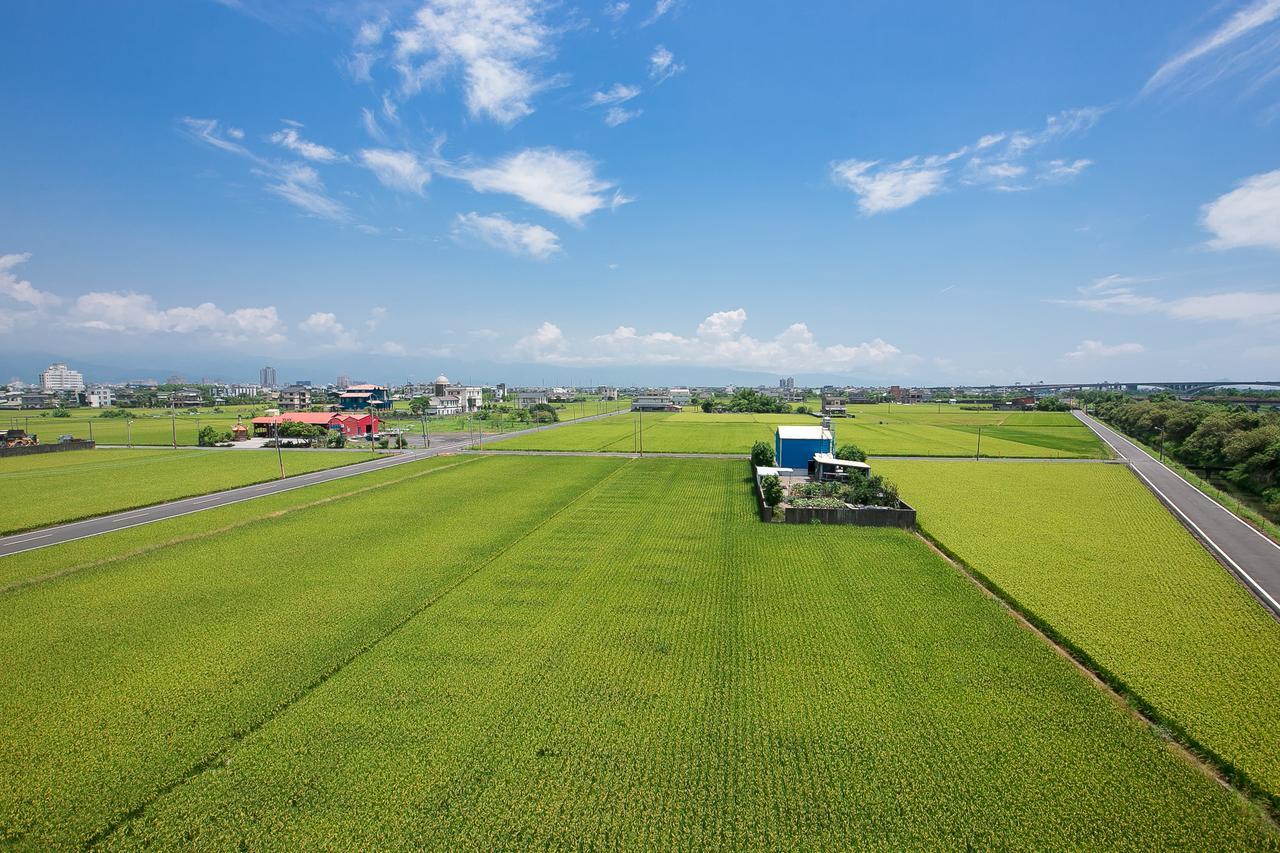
<box><xmin>487</xmin><ymin>409</ymin><xmax>1107</xmax><ymax>458</ymax></box>
<box><xmin>0</xmin><ymin>456</ymin><xmax>1273</xmax><ymax>847</ymax></box>
<box><xmin>878</xmin><ymin>459</ymin><xmax>1280</xmax><ymax>808</ymax></box>
<box><xmin>0</xmin><ymin>448</ymin><xmax>366</xmax><ymax>535</ymax></box>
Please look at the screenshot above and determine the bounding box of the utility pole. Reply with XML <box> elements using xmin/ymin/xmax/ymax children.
<box><xmin>1157</xmin><ymin>427</ymin><xmax>1165</xmax><ymax>463</ymax></box>
<box><xmin>419</xmin><ymin>412</ymin><xmax>427</xmax><ymax>448</ymax></box>
<box><xmin>275</xmin><ymin>422</ymin><xmax>285</xmax><ymax>479</ymax></box>
<box><xmin>127</xmin><ymin>419</ymin><xmax>132</xmax><ymax>447</ymax></box>
<box><xmin>638</xmin><ymin>407</ymin><xmax>644</xmax><ymax>457</ymax></box>
<box><xmin>171</xmin><ymin>411</ymin><xmax>177</xmax><ymax>449</ymax></box>
<box><xmin>975</xmin><ymin>425</ymin><xmax>983</xmax><ymax>461</ymax></box>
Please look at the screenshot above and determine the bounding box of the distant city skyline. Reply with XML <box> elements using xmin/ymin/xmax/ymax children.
<box><xmin>3</xmin><ymin>2</ymin><xmax>1279</xmax><ymax>381</ymax></box>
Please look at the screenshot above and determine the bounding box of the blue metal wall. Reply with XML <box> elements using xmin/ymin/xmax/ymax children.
<box><xmin>775</xmin><ymin>435</ymin><xmax>833</xmax><ymax>468</ymax></box>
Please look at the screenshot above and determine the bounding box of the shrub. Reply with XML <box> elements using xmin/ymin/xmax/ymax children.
<box><xmin>761</xmin><ymin>475</ymin><xmax>783</xmax><ymax>507</ymax></box>
<box><xmin>51</xmin><ymin>408</ymin><xmax>71</xmax><ymax>418</ymax></box>
<box><xmin>197</xmin><ymin>425</ymin><xmax>232</xmax><ymax>446</ymax></box>
<box><xmin>750</xmin><ymin>440</ymin><xmax>775</xmax><ymax>467</ymax></box>
<box><xmin>836</xmin><ymin>443</ymin><xmax>867</xmax><ymax>462</ymax></box>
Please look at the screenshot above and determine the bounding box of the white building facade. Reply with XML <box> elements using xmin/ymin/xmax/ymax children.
<box><xmin>85</xmin><ymin>386</ymin><xmax>115</xmax><ymax>408</ymax></box>
<box><xmin>39</xmin><ymin>363</ymin><xmax>86</xmax><ymax>393</ymax></box>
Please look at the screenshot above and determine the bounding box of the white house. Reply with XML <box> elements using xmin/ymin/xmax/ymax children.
<box><xmin>85</xmin><ymin>386</ymin><xmax>115</xmax><ymax>408</ymax></box>
<box><xmin>668</xmin><ymin>387</ymin><xmax>693</xmax><ymax>405</ymax></box>
<box><xmin>517</xmin><ymin>391</ymin><xmax>548</xmax><ymax>408</ymax></box>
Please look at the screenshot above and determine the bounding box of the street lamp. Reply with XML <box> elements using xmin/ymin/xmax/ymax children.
<box><xmin>1156</xmin><ymin>427</ymin><xmax>1165</xmax><ymax>463</ymax></box>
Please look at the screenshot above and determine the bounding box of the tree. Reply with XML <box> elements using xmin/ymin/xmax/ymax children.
<box><xmin>761</xmin><ymin>474</ymin><xmax>784</xmax><ymax>507</ymax></box>
<box><xmin>1035</xmin><ymin>396</ymin><xmax>1070</xmax><ymax>412</ymax></box>
<box><xmin>528</xmin><ymin>402</ymin><xmax>559</xmax><ymax>423</ymax></box>
<box><xmin>700</xmin><ymin>398</ymin><xmax>715</xmax><ymax>413</ymax></box>
<box><xmin>750</xmin><ymin>440</ymin><xmax>775</xmax><ymax>467</ymax></box>
<box><xmin>408</xmin><ymin>396</ymin><xmax>430</xmax><ymax>415</ymax></box>
<box><xmin>836</xmin><ymin>443</ymin><xmax>867</xmax><ymax>462</ymax></box>
<box><xmin>198</xmin><ymin>425</ymin><xmax>232</xmax><ymax>446</ymax></box>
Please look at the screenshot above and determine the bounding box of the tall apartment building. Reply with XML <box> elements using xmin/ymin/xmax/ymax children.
<box><xmin>260</xmin><ymin>366</ymin><xmax>277</xmax><ymax>388</ymax></box>
<box><xmin>39</xmin><ymin>362</ymin><xmax>86</xmax><ymax>392</ymax></box>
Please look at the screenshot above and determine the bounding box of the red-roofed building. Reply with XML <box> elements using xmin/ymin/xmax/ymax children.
<box><xmin>251</xmin><ymin>411</ymin><xmax>378</xmax><ymax>438</ymax></box>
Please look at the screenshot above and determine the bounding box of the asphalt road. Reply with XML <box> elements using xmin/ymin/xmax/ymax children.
<box><xmin>0</xmin><ymin>409</ymin><xmax>627</xmax><ymax>559</ymax></box>
<box><xmin>1075</xmin><ymin>411</ymin><xmax>1280</xmax><ymax>616</ymax></box>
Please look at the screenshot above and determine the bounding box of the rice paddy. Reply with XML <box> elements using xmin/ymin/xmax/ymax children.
<box><xmin>0</xmin><ymin>456</ymin><xmax>1274</xmax><ymax>848</ymax></box>
<box><xmin>0</xmin><ymin>448</ymin><xmax>367</xmax><ymax>535</ymax></box>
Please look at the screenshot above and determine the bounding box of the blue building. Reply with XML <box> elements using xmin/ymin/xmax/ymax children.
<box><xmin>338</xmin><ymin>384</ymin><xmax>392</xmax><ymax>411</ymax></box>
<box><xmin>774</xmin><ymin>423</ymin><xmax>834</xmax><ymax>469</ymax></box>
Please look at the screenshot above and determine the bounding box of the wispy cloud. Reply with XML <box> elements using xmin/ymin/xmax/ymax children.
<box><xmin>642</xmin><ymin>0</ymin><xmax>678</xmax><ymax>26</ymax></box>
<box><xmin>589</xmin><ymin>82</ymin><xmax>640</xmax><ymax>105</ymax></box>
<box><xmin>514</xmin><ymin>308</ymin><xmax>909</xmax><ymax>373</ymax></box>
<box><xmin>269</xmin><ymin>126</ymin><xmax>344</xmax><ymax>163</ymax></box>
<box><xmin>832</xmin><ymin>107</ymin><xmax>1103</xmax><ymax>214</ymax></box>
<box><xmin>1201</xmin><ymin>168</ymin><xmax>1280</xmax><ymax>250</ymax></box>
<box><xmin>447</xmin><ymin>147</ymin><xmax>622</xmax><ymax>224</ymax></box>
<box><xmin>299</xmin><ymin>311</ymin><xmax>360</xmax><ymax>349</ymax></box>
<box><xmin>1056</xmin><ymin>274</ymin><xmax>1280</xmax><ymax>323</ymax></box>
<box><xmin>1143</xmin><ymin>0</ymin><xmax>1280</xmax><ymax>98</ymax></box>
<box><xmin>604</xmin><ymin>105</ymin><xmax>642</xmax><ymax>126</ymax></box>
<box><xmin>184</xmin><ymin>117</ymin><xmax>350</xmax><ymax>222</ymax></box>
<box><xmin>453</xmin><ymin>211</ymin><xmax>562</xmax><ymax>259</ymax></box>
<box><xmin>1065</xmin><ymin>339</ymin><xmax>1145</xmax><ymax>360</ymax></box>
<box><xmin>391</xmin><ymin>0</ymin><xmax>557</xmax><ymax>125</ymax></box>
<box><xmin>358</xmin><ymin>148</ymin><xmax>431</xmax><ymax>194</ymax></box>
<box><xmin>604</xmin><ymin>1</ymin><xmax>630</xmax><ymax>21</ymax></box>
<box><xmin>648</xmin><ymin>44</ymin><xmax>685</xmax><ymax>82</ymax></box>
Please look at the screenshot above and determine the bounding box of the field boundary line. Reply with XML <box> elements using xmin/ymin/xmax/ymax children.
<box><xmin>0</xmin><ymin>458</ymin><xmax>482</xmax><ymax>598</ymax></box>
<box><xmin>81</xmin><ymin>457</ymin><xmax>636</xmax><ymax>849</ymax></box>
<box><xmin>1076</xmin><ymin>413</ymin><xmax>1280</xmax><ymax>618</ymax></box>
<box><xmin>914</xmin><ymin>528</ymin><xmax>1280</xmax><ymax>825</ymax></box>
<box><xmin>0</xmin><ymin>453</ymin><xmax>380</xmax><ymax>541</ymax></box>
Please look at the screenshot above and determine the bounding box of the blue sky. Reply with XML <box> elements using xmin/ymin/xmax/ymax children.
<box><xmin>3</xmin><ymin>0</ymin><xmax>1280</xmax><ymax>385</ymax></box>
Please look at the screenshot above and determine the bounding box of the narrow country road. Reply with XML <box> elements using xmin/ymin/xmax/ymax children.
<box><xmin>0</xmin><ymin>409</ymin><xmax>626</xmax><ymax>558</ymax></box>
<box><xmin>1075</xmin><ymin>410</ymin><xmax>1280</xmax><ymax>616</ymax></box>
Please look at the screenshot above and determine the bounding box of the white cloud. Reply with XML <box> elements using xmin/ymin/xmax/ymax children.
<box><xmin>604</xmin><ymin>1</ymin><xmax>629</xmax><ymax>20</ymax></box>
<box><xmin>648</xmin><ymin>44</ymin><xmax>684</xmax><ymax>82</ymax></box>
<box><xmin>392</xmin><ymin>0</ymin><xmax>556</xmax><ymax>125</ymax></box>
<box><xmin>1143</xmin><ymin>0</ymin><xmax>1280</xmax><ymax>96</ymax></box>
<box><xmin>185</xmin><ymin>117</ymin><xmax>350</xmax><ymax>222</ymax></box>
<box><xmin>0</xmin><ymin>253</ymin><xmax>61</xmax><ymax>310</ymax></box>
<box><xmin>604</xmin><ymin>105</ymin><xmax>642</xmax><ymax>126</ymax></box>
<box><xmin>1065</xmin><ymin>340</ymin><xmax>1146</xmax><ymax>360</ymax></box>
<box><xmin>451</xmin><ymin>147</ymin><xmax>619</xmax><ymax>224</ymax></box>
<box><xmin>513</xmin><ymin>308</ymin><xmax>907</xmax><ymax>373</ymax></box>
<box><xmin>299</xmin><ymin>311</ymin><xmax>360</xmax><ymax>349</ymax></box>
<box><xmin>358</xmin><ymin>148</ymin><xmax>430</xmax><ymax>194</ymax></box>
<box><xmin>1202</xmin><ymin>169</ymin><xmax>1280</xmax><ymax>250</ymax></box>
<box><xmin>453</xmin><ymin>211</ymin><xmax>562</xmax><ymax>259</ymax></box>
<box><xmin>262</xmin><ymin>163</ymin><xmax>350</xmax><ymax>222</ymax></box>
<box><xmin>1043</xmin><ymin>158</ymin><xmax>1093</xmax><ymax>181</ymax></box>
<box><xmin>470</xmin><ymin>327</ymin><xmax>501</xmax><ymax>338</ymax></box>
<box><xmin>1057</xmin><ymin>275</ymin><xmax>1280</xmax><ymax>324</ymax></box>
<box><xmin>590</xmin><ymin>82</ymin><xmax>641</xmax><ymax>105</ymax></box>
<box><xmin>269</xmin><ymin>127</ymin><xmax>344</xmax><ymax>163</ymax></box>
<box><xmin>831</xmin><ymin>159</ymin><xmax>948</xmax><ymax>214</ymax></box>
<box><xmin>834</xmin><ymin>107</ymin><xmax>1102</xmax><ymax>213</ymax></box>
<box><xmin>360</xmin><ymin>107</ymin><xmax>386</xmax><ymax>141</ymax></box>
<box><xmin>643</xmin><ymin>0</ymin><xmax>677</xmax><ymax>26</ymax></box>
<box><xmin>514</xmin><ymin>321</ymin><xmax>567</xmax><ymax>359</ymax></box>
<box><xmin>182</xmin><ymin>117</ymin><xmax>252</xmax><ymax>156</ymax></box>
<box><xmin>72</xmin><ymin>291</ymin><xmax>286</xmax><ymax>344</ymax></box>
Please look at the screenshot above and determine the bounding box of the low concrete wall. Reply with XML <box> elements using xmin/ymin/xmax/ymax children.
<box><xmin>0</xmin><ymin>439</ymin><xmax>96</xmax><ymax>458</ymax></box>
<box><xmin>782</xmin><ymin>503</ymin><xmax>916</xmax><ymax>529</ymax></box>
<box><xmin>753</xmin><ymin>462</ymin><xmax>916</xmax><ymax>528</ymax></box>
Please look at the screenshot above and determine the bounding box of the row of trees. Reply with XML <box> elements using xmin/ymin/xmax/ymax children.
<box><xmin>702</xmin><ymin>389</ymin><xmax>794</xmax><ymax>414</ymax></box>
<box><xmin>1088</xmin><ymin>393</ymin><xmax>1280</xmax><ymax>515</ymax></box>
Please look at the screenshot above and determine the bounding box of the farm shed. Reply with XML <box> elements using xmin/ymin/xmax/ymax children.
<box><xmin>774</xmin><ymin>423</ymin><xmax>834</xmax><ymax>469</ymax></box>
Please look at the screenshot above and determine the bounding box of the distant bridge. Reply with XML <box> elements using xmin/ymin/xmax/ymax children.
<box><xmin>922</xmin><ymin>381</ymin><xmax>1280</xmax><ymax>396</ymax></box>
